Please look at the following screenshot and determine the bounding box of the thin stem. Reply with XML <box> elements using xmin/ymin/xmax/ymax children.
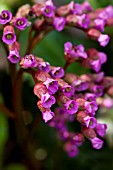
<box><xmin>63</xmin><ymin>61</ymin><xmax>70</xmax><ymax>71</ymax></box>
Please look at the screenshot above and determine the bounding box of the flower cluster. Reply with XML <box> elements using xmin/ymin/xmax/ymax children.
<box><xmin>0</xmin><ymin>0</ymin><xmax>113</xmax><ymax>157</ymax></box>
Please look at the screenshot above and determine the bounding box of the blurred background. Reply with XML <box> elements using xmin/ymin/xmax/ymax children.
<box><xmin>0</xmin><ymin>0</ymin><xmax>113</xmax><ymax>170</ymax></box>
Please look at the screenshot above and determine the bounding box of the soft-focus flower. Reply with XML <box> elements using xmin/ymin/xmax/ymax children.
<box><xmin>90</xmin><ymin>137</ymin><xmax>104</xmax><ymax>149</ymax></box>
<box><xmin>84</xmin><ymin>116</ymin><xmax>97</xmax><ymax>128</ymax></box>
<box><xmin>37</xmin><ymin>61</ymin><xmax>50</xmax><ymax>72</ymax></box>
<box><xmin>53</xmin><ymin>17</ymin><xmax>66</xmax><ymax>31</ymax></box>
<box><xmin>64</xmin><ymin>142</ymin><xmax>79</xmax><ymax>157</ymax></box>
<box><xmin>14</xmin><ymin>17</ymin><xmax>28</xmax><ymax>30</ymax></box>
<box><xmin>2</xmin><ymin>25</ymin><xmax>16</xmax><ymax>45</ymax></box>
<box><xmin>50</xmin><ymin>67</ymin><xmax>64</xmax><ymax>78</ymax></box>
<box><xmin>7</xmin><ymin>50</ymin><xmax>20</xmax><ymax>63</ymax></box>
<box><xmin>95</xmin><ymin>123</ymin><xmax>107</xmax><ymax>137</ymax></box>
<box><xmin>43</xmin><ymin>78</ymin><xmax>58</xmax><ymax>94</ymax></box>
<box><xmin>41</xmin><ymin>5</ymin><xmax>55</xmax><ymax>18</ymax></box>
<box><xmin>42</xmin><ymin>110</ymin><xmax>54</xmax><ymax>122</ymax></box>
<box><xmin>20</xmin><ymin>54</ymin><xmax>37</xmax><ymax>68</ymax></box>
<box><xmin>98</xmin><ymin>34</ymin><xmax>110</xmax><ymax>47</ymax></box>
<box><xmin>94</xmin><ymin>18</ymin><xmax>106</xmax><ymax>32</ymax></box>
<box><xmin>61</xmin><ymin>84</ymin><xmax>75</xmax><ymax>97</ymax></box>
<box><xmin>0</xmin><ymin>10</ymin><xmax>12</xmax><ymax>24</ymax></box>
<box><xmin>41</xmin><ymin>93</ymin><xmax>56</xmax><ymax>108</ymax></box>
<box><xmin>63</xmin><ymin>100</ymin><xmax>78</xmax><ymax>114</ymax></box>
<box><xmin>77</xmin><ymin>14</ymin><xmax>90</xmax><ymax>29</ymax></box>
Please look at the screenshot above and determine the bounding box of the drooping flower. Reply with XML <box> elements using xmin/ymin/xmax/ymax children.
<box><xmin>98</xmin><ymin>34</ymin><xmax>110</xmax><ymax>47</ymax></box>
<box><xmin>63</xmin><ymin>100</ymin><xmax>78</xmax><ymax>114</ymax></box>
<box><xmin>90</xmin><ymin>137</ymin><xmax>104</xmax><ymax>149</ymax></box>
<box><xmin>83</xmin><ymin>116</ymin><xmax>97</xmax><ymax>128</ymax></box>
<box><xmin>2</xmin><ymin>25</ymin><xmax>16</xmax><ymax>45</ymax></box>
<box><xmin>37</xmin><ymin>61</ymin><xmax>50</xmax><ymax>72</ymax></box>
<box><xmin>77</xmin><ymin>14</ymin><xmax>90</xmax><ymax>29</ymax></box>
<box><xmin>50</xmin><ymin>67</ymin><xmax>64</xmax><ymax>78</ymax></box>
<box><xmin>53</xmin><ymin>17</ymin><xmax>66</xmax><ymax>31</ymax></box>
<box><xmin>95</xmin><ymin>123</ymin><xmax>107</xmax><ymax>137</ymax></box>
<box><xmin>7</xmin><ymin>50</ymin><xmax>20</xmax><ymax>63</ymax></box>
<box><xmin>41</xmin><ymin>5</ymin><xmax>55</xmax><ymax>18</ymax></box>
<box><xmin>42</xmin><ymin>110</ymin><xmax>54</xmax><ymax>122</ymax></box>
<box><xmin>43</xmin><ymin>78</ymin><xmax>58</xmax><ymax>94</ymax></box>
<box><xmin>41</xmin><ymin>93</ymin><xmax>56</xmax><ymax>108</ymax></box>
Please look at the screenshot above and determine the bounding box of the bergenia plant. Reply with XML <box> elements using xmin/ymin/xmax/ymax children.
<box><xmin>0</xmin><ymin>0</ymin><xmax>113</xmax><ymax>169</ymax></box>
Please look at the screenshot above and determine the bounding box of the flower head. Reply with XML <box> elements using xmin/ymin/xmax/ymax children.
<box><xmin>0</xmin><ymin>10</ymin><xmax>12</xmax><ymax>24</ymax></box>
<box><xmin>98</xmin><ymin>34</ymin><xmax>110</xmax><ymax>47</ymax></box>
<box><xmin>42</xmin><ymin>110</ymin><xmax>54</xmax><ymax>122</ymax></box>
<box><xmin>41</xmin><ymin>93</ymin><xmax>56</xmax><ymax>108</ymax></box>
<box><xmin>43</xmin><ymin>78</ymin><xmax>58</xmax><ymax>94</ymax></box>
<box><xmin>90</xmin><ymin>137</ymin><xmax>104</xmax><ymax>149</ymax></box>
<box><xmin>37</xmin><ymin>61</ymin><xmax>50</xmax><ymax>72</ymax></box>
<box><xmin>63</xmin><ymin>100</ymin><xmax>78</xmax><ymax>114</ymax></box>
<box><xmin>20</xmin><ymin>54</ymin><xmax>37</xmax><ymax>68</ymax></box>
<box><xmin>14</xmin><ymin>17</ymin><xmax>28</xmax><ymax>30</ymax></box>
<box><xmin>53</xmin><ymin>17</ymin><xmax>66</xmax><ymax>31</ymax></box>
<box><xmin>51</xmin><ymin>67</ymin><xmax>64</xmax><ymax>78</ymax></box>
<box><xmin>96</xmin><ymin>123</ymin><xmax>107</xmax><ymax>137</ymax></box>
<box><xmin>41</xmin><ymin>5</ymin><xmax>55</xmax><ymax>18</ymax></box>
<box><xmin>7</xmin><ymin>50</ymin><xmax>20</xmax><ymax>63</ymax></box>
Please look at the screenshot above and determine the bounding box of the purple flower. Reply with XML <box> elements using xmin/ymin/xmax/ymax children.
<box><xmin>77</xmin><ymin>14</ymin><xmax>90</xmax><ymax>29</ymax></box>
<box><xmin>90</xmin><ymin>137</ymin><xmax>104</xmax><ymax>149</ymax></box>
<box><xmin>41</xmin><ymin>93</ymin><xmax>56</xmax><ymax>108</ymax></box>
<box><xmin>53</xmin><ymin>17</ymin><xmax>66</xmax><ymax>31</ymax></box>
<box><xmin>0</xmin><ymin>10</ymin><xmax>12</xmax><ymax>24</ymax></box>
<box><xmin>102</xmin><ymin>98</ymin><xmax>113</xmax><ymax>108</ymax></box>
<box><xmin>50</xmin><ymin>67</ymin><xmax>64</xmax><ymax>78</ymax></box>
<box><xmin>42</xmin><ymin>110</ymin><xmax>54</xmax><ymax>123</ymax></box>
<box><xmin>41</xmin><ymin>5</ymin><xmax>55</xmax><ymax>18</ymax></box>
<box><xmin>85</xmin><ymin>101</ymin><xmax>98</xmax><ymax>116</ymax></box>
<box><xmin>90</xmin><ymin>59</ymin><xmax>101</xmax><ymax>72</ymax></box>
<box><xmin>14</xmin><ymin>17</ymin><xmax>28</xmax><ymax>30</ymax></box>
<box><xmin>91</xmin><ymin>85</ymin><xmax>104</xmax><ymax>97</ymax></box>
<box><xmin>94</xmin><ymin>72</ymin><xmax>104</xmax><ymax>83</ymax></box>
<box><xmin>75</xmin><ymin>44</ymin><xmax>87</xmax><ymax>59</ymax></box>
<box><xmin>37</xmin><ymin>61</ymin><xmax>50</xmax><ymax>72</ymax></box>
<box><xmin>61</xmin><ymin>84</ymin><xmax>75</xmax><ymax>97</ymax></box>
<box><xmin>64</xmin><ymin>42</ymin><xmax>76</xmax><ymax>57</ymax></box>
<box><xmin>63</xmin><ymin>100</ymin><xmax>78</xmax><ymax>114</ymax></box>
<box><xmin>2</xmin><ymin>30</ymin><xmax>16</xmax><ymax>45</ymax></box>
<box><xmin>99</xmin><ymin>6</ymin><xmax>113</xmax><ymax>21</ymax></box>
<box><xmin>81</xmin><ymin>1</ymin><xmax>93</xmax><ymax>12</ymax></box>
<box><xmin>43</xmin><ymin>78</ymin><xmax>58</xmax><ymax>94</ymax></box>
<box><xmin>85</xmin><ymin>93</ymin><xmax>96</xmax><ymax>102</ymax></box>
<box><xmin>7</xmin><ymin>50</ymin><xmax>20</xmax><ymax>63</ymax></box>
<box><xmin>98</xmin><ymin>34</ymin><xmax>110</xmax><ymax>47</ymax></box>
<box><xmin>94</xmin><ymin>18</ymin><xmax>106</xmax><ymax>32</ymax></box>
<box><xmin>20</xmin><ymin>54</ymin><xmax>37</xmax><ymax>68</ymax></box>
<box><xmin>84</xmin><ymin>116</ymin><xmax>97</xmax><ymax>128</ymax></box>
<box><xmin>72</xmin><ymin>79</ymin><xmax>88</xmax><ymax>91</ymax></box>
<box><xmin>64</xmin><ymin>142</ymin><xmax>79</xmax><ymax>157</ymax></box>
<box><xmin>98</xmin><ymin>52</ymin><xmax>107</xmax><ymax>64</ymax></box>
<box><xmin>71</xmin><ymin>3</ymin><xmax>83</xmax><ymax>15</ymax></box>
<box><xmin>96</xmin><ymin>123</ymin><xmax>107</xmax><ymax>137</ymax></box>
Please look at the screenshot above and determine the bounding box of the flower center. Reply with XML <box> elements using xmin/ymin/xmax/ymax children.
<box><xmin>65</xmin><ymin>87</ymin><xmax>71</xmax><ymax>92</ymax></box>
<box><xmin>6</xmin><ymin>33</ymin><xmax>13</xmax><ymax>40</ymax></box>
<box><xmin>1</xmin><ymin>12</ymin><xmax>9</xmax><ymax>19</ymax></box>
<box><xmin>68</xmin><ymin>103</ymin><xmax>73</xmax><ymax>110</ymax></box>
<box><xmin>17</xmin><ymin>20</ymin><xmax>24</xmax><ymax>26</ymax></box>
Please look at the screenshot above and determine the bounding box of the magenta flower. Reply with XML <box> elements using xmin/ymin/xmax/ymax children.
<box><xmin>64</xmin><ymin>142</ymin><xmax>79</xmax><ymax>157</ymax></box>
<box><xmin>94</xmin><ymin>18</ymin><xmax>106</xmax><ymax>32</ymax></box>
<box><xmin>91</xmin><ymin>85</ymin><xmax>104</xmax><ymax>97</ymax></box>
<box><xmin>42</xmin><ymin>110</ymin><xmax>54</xmax><ymax>123</ymax></box>
<box><xmin>81</xmin><ymin>1</ymin><xmax>93</xmax><ymax>12</ymax></box>
<box><xmin>90</xmin><ymin>137</ymin><xmax>104</xmax><ymax>149</ymax></box>
<box><xmin>0</xmin><ymin>10</ymin><xmax>12</xmax><ymax>24</ymax></box>
<box><xmin>96</xmin><ymin>123</ymin><xmax>107</xmax><ymax>137</ymax></box>
<box><xmin>41</xmin><ymin>93</ymin><xmax>56</xmax><ymax>108</ymax></box>
<box><xmin>98</xmin><ymin>34</ymin><xmax>110</xmax><ymax>47</ymax></box>
<box><xmin>7</xmin><ymin>50</ymin><xmax>20</xmax><ymax>63</ymax></box>
<box><xmin>77</xmin><ymin>14</ymin><xmax>90</xmax><ymax>29</ymax></box>
<box><xmin>102</xmin><ymin>97</ymin><xmax>113</xmax><ymax>108</ymax></box>
<box><xmin>50</xmin><ymin>67</ymin><xmax>64</xmax><ymax>78</ymax></box>
<box><xmin>98</xmin><ymin>52</ymin><xmax>107</xmax><ymax>64</ymax></box>
<box><xmin>2</xmin><ymin>26</ymin><xmax>16</xmax><ymax>45</ymax></box>
<box><xmin>64</xmin><ymin>42</ymin><xmax>76</xmax><ymax>57</ymax></box>
<box><xmin>41</xmin><ymin>5</ymin><xmax>55</xmax><ymax>18</ymax></box>
<box><xmin>61</xmin><ymin>84</ymin><xmax>75</xmax><ymax>97</ymax></box>
<box><xmin>53</xmin><ymin>17</ymin><xmax>66</xmax><ymax>31</ymax></box>
<box><xmin>63</xmin><ymin>100</ymin><xmax>78</xmax><ymax>114</ymax></box>
<box><xmin>37</xmin><ymin>61</ymin><xmax>50</xmax><ymax>72</ymax></box>
<box><xmin>85</xmin><ymin>101</ymin><xmax>98</xmax><ymax>116</ymax></box>
<box><xmin>43</xmin><ymin>78</ymin><xmax>58</xmax><ymax>94</ymax></box>
<box><xmin>20</xmin><ymin>54</ymin><xmax>37</xmax><ymax>68</ymax></box>
<box><xmin>72</xmin><ymin>79</ymin><xmax>88</xmax><ymax>91</ymax></box>
<box><xmin>14</xmin><ymin>17</ymin><xmax>28</xmax><ymax>30</ymax></box>
<box><xmin>75</xmin><ymin>44</ymin><xmax>88</xmax><ymax>59</ymax></box>
<box><xmin>71</xmin><ymin>3</ymin><xmax>83</xmax><ymax>15</ymax></box>
<box><xmin>84</xmin><ymin>116</ymin><xmax>97</xmax><ymax>128</ymax></box>
<box><xmin>90</xmin><ymin>59</ymin><xmax>101</xmax><ymax>72</ymax></box>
